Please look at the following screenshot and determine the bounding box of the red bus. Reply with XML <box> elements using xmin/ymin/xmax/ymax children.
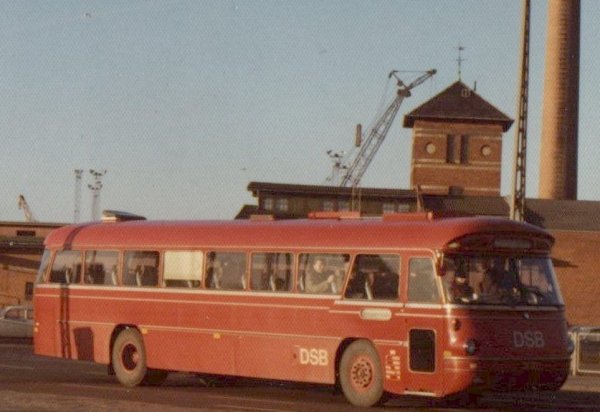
<box><xmin>33</xmin><ymin>211</ymin><xmax>572</xmax><ymax>407</ymax></box>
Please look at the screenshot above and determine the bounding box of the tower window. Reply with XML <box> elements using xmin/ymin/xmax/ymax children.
<box><xmin>447</xmin><ymin>135</ymin><xmax>469</xmax><ymax>164</ymax></box>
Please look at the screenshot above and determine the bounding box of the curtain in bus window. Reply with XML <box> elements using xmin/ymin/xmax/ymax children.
<box><xmin>205</xmin><ymin>252</ymin><xmax>247</xmax><ymax>290</ymax></box>
<box><xmin>122</xmin><ymin>251</ymin><xmax>159</xmax><ymax>287</ymax></box>
<box><xmin>84</xmin><ymin>251</ymin><xmax>119</xmax><ymax>286</ymax></box>
<box><xmin>408</xmin><ymin>258</ymin><xmax>441</xmax><ymax>303</ymax></box>
<box><xmin>49</xmin><ymin>250</ymin><xmax>82</xmax><ymax>284</ymax></box>
<box><xmin>163</xmin><ymin>251</ymin><xmax>203</xmax><ymax>288</ymax></box>
<box><xmin>344</xmin><ymin>254</ymin><xmax>400</xmax><ymax>300</ymax></box>
<box><xmin>298</xmin><ymin>253</ymin><xmax>350</xmax><ymax>294</ymax></box>
<box><xmin>250</xmin><ymin>253</ymin><xmax>293</xmax><ymax>292</ymax></box>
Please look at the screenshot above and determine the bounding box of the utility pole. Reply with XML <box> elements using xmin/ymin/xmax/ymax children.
<box><xmin>88</xmin><ymin>169</ymin><xmax>106</xmax><ymax>221</ymax></box>
<box><xmin>510</xmin><ymin>0</ymin><xmax>530</xmax><ymax>221</ymax></box>
<box><xmin>74</xmin><ymin>169</ymin><xmax>83</xmax><ymax>223</ymax></box>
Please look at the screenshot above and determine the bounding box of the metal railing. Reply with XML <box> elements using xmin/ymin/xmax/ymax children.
<box><xmin>569</xmin><ymin>327</ymin><xmax>600</xmax><ymax>375</ymax></box>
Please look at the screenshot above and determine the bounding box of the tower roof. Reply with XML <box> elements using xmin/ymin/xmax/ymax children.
<box><xmin>403</xmin><ymin>81</ymin><xmax>513</xmax><ymax>132</ymax></box>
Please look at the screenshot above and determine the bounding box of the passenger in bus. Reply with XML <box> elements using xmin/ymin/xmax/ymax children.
<box><xmin>371</xmin><ymin>268</ymin><xmax>399</xmax><ymax>300</ymax></box>
<box><xmin>206</xmin><ymin>261</ymin><xmax>223</xmax><ymax>289</ymax></box>
<box><xmin>479</xmin><ymin>258</ymin><xmax>513</xmax><ymax>301</ymax></box>
<box><xmin>344</xmin><ymin>269</ymin><xmax>368</xmax><ymax>299</ymax></box>
<box><xmin>450</xmin><ymin>272</ymin><xmax>475</xmax><ymax>303</ymax></box>
<box><xmin>304</xmin><ymin>258</ymin><xmax>336</xmax><ymax>293</ymax></box>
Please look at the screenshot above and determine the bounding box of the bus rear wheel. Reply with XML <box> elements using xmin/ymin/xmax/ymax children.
<box><xmin>339</xmin><ymin>340</ymin><xmax>385</xmax><ymax>407</ymax></box>
<box><xmin>112</xmin><ymin>328</ymin><xmax>168</xmax><ymax>387</ymax></box>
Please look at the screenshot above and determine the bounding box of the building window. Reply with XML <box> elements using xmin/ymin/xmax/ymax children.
<box><xmin>323</xmin><ymin>200</ymin><xmax>334</xmax><ymax>211</ymax></box>
<box><xmin>275</xmin><ymin>198</ymin><xmax>289</xmax><ymax>212</ymax></box>
<box><xmin>17</xmin><ymin>230</ymin><xmax>36</xmax><ymax>237</ymax></box>
<box><xmin>24</xmin><ymin>282</ymin><xmax>34</xmax><ymax>301</ymax></box>
<box><xmin>481</xmin><ymin>145</ymin><xmax>492</xmax><ymax>157</ymax></box>
<box><xmin>425</xmin><ymin>142</ymin><xmax>436</xmax><ymax>155</ymax></box>
<box><xmin>397</xmin><ymin>204</ymin><xmax>410</xmax><ymax>213</ymax></box>
<box><xmin>382</xmin><ymin>203</ymin><xmax>397</xmax><ymax>214</ymax></box>
<box><xmin>447</xmin><ymin>135</ymin><xmax>469</xmax><ymax>164</ymax></box>
<box><xmin>338</xmin><ymin>200</ymin><xmax>350</xmax><ymax>212</ymax></box>
<box><xmin>263</xmin><ymin>197</ymin><xmax>274</xmax><ymax>211</ymax></box>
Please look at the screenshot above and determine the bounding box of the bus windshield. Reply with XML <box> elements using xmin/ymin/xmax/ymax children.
<box><xmin>441</xmin><ymin>255</ymin><xmax>564</xmax><ymax>307</ymax></box>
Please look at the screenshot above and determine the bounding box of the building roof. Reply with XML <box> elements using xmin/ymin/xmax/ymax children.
<box><xmin>245</xmin><ymin>181</ymin><xmax>600</xmax><ymax>232</ymax></box>
<box><xmin>247</xmin><ymin>181</ymin><xmax>416</xmax><ymax>199</ymax></box>
<box><xmin>403</xmin><ymin>81</ymin><xmax>514</xmax><ymax>131</ymax></box>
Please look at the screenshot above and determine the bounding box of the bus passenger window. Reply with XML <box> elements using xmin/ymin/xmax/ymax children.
<box><xmin>298</xmin><ymin>253</ymin><xmax>350</xmax><ymax>294</ymax></box>
<box><xmin>408</xmin><ymin>258</ymin><xmax>441</xmax><ymax>304</ymax></box>
<box><xmin>250</xmin><ymin>253</ymin><xmax>293</xmax><ymax>292</ymax></box>
<box><xmin>163</xmin><ymin>251</ymin><xmax>203</xmax><ymax>288</ymax></box>
<box><xmin>84</xmin><ymin>251</ymin><xmax>119</xmax><ymax>286</ymax></box>
<box><xmin>49</xmin><ymin>250</ymin><xmax>82</xmax><ymax>284</ymax></box>
<box><xmin>205</xmin><ymin>252</ymin><xmax>247</xmax><ymax>290</ymax></box>
<box><xmin>344</xmin><ymin>254</ymin><xmax>400</xmax><ymax>300</ymax></box>
<box><xmin>123</xmin><ymin>251</ymin><xmax>159</xmax><ymax>287</ymax></box>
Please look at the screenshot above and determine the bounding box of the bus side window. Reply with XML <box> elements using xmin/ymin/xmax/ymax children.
<box><xmin>163</xmin><ymin>251</ymin><xmax>203</xmax><ymax>288</ymax></box>
<box><xmin>344</xmin><ymin>254</ymin><xmax>400</xmax><ymax>300</ymax></box>
<box><xmin>205</xmin><ymin>252</ymin><xmax>247</xmax><ymax>290</ymax></box>
<box><xmin>123</xmin><ymin>251</ymin><xmax>159</xmax><ymax>287</ymax></box>
<box><xmin>407</xmin><ymin>258</ymin><xmax>441</xmax><ymax>304</ymax></box>
<box><xmin>84</xmin><ymin>251</ymin><xmax>119</xmax><ymax>286</ymax></box>
<box><xmin>49</xmin><ymin>250</ymin><xmax>82</xmax><ymax>284</ymax></box>
<box><xmin>298</xmin><ymin>253</ymin><xmax>350</xmax><ymax>294</ymax></box>
<box><xmin>250</xmin><ymin>253</ymin><xmax>293</xmax><ymax>292</ymax></box>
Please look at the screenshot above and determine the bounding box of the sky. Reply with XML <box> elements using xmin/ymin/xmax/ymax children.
<box><xmin>1</xmin><ymin>0</ymin><xmax>599</xmax><ymax>222</ymax></box>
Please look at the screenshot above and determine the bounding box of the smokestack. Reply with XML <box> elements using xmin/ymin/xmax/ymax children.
<box><xmin>538</xmin><ymin>0</ymin><xmax>580</xmax><ymax>200</ymax></box>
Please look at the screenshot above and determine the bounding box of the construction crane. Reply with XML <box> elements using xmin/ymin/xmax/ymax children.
<box><xmin>18</xmin><ymin>194</ymin><xmax>37</xmax><ymax>222</ymax></box>
<box><xmin>510</xmin><ymin>0</ymin><xmax>530</xmax><ymax>222</ymax></box>
<box><xmin>339</xmin><ymin>69</ymin><xmax>436</xmax><ymax>188</ymax></box>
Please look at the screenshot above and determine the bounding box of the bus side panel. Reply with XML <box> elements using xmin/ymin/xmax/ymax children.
<box><xmin>143</xmin><ymin>329</ymin><xmax>236</xmax><ymax>375</ymax></box>
<box><xmin>235</xmin><ymin>335</ymin><xmax>337</xmax><ymax>383</ymax></box>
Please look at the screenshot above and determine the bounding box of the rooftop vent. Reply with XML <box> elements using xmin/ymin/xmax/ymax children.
<box><xmin>101</xmin><ymin>210</ymin><xmax>146</xmax><ymax>223</ymax></box>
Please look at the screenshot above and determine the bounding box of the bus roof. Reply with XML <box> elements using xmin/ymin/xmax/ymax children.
<box><xmin>43</xmin><ymin>215</ymin><xmax>553</xmax><ymax>252</ymax></box>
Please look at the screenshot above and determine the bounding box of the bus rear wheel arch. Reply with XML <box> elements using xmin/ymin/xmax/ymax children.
<box><xmin>111</xmin><ymin>327</ymin><xmax>168</xmax><ymax>387</ymax></box>
<box><xmin>338</xmin><ymin>339</ymin><xmax>386</xmax><ymax>407</ymax></box>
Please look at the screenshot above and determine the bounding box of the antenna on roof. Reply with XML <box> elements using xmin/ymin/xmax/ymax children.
<box><xmin>457</xmin><ymin>43</ymin><xmax>466</xmax><ymax>81</ymax></box>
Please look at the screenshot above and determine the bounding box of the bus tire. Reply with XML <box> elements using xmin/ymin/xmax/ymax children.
<box><xmin>339</xmin><ymin>340</ymin><xmax>385</xmax><ymax>407</ymax></box>
<box><xmin>112</xmin><ymin>328</ymin><xmax>149</xmax><ymax>387</ymax></box>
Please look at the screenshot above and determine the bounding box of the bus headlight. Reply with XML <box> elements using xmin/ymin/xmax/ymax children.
<box><xmin>464</xmin><ymin>339</ymin><xmax>478</xmax><ymax>356</ymax></box>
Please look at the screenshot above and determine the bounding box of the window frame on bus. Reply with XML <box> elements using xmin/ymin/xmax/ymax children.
<box><xmin>297</xmin><ymin>252</ymin><xmax>351</xmax><ymax>295</ymax></box>
<box><xmin>249</xmin><ymin>251</ymin><xmax>295</xmax><ymax>293</ymax></box>
<box><xmin>204</xmin><ymin>251</ymin><xmax>248</xmax><ymax>291</ymax></box>
<box><xmin>122</xmin><ymin>250</ymin><xmax>161</xmax><ymax>287</ymax></box>
<box><xmin>406</xmin><ymin>255</ymin><xmax>442</xmax><ymax>306</ymax></box>
<box><xmin>48</xmin><ymin>249</ymin><xmax>83</xmax><ymax>285</ymax></box>
<box><xmin>83</xmin><ymin>249</ymin><xmax>120</xmax><ymax>286</ymax></box>
<box><xmin>343</xmin><ymin>253</ymin><xmax>401</xmax><ymax>301</ymax></box>
<box><xmin>162</xmin><ymin>250</ymin><xmax>204</xmax><ymax>288</ymax></box>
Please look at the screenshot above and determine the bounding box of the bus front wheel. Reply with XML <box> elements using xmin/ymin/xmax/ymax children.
<box><xmin>112</xmin><ymin>328</ymin><xmax>167</xmax><ymax>387</ymax></box>
<box><xmin>339</xmin><ymin>340</ymin><xmax>385</xmax><ymax>407</ymax></box>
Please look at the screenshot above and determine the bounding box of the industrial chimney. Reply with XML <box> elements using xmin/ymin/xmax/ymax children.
<box><xmin>538</xmin><ymin>0</ymin><xmax>580</xmax><ymax>200</ymax></box>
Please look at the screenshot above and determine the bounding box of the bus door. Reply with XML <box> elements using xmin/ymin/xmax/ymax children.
<box><xmin>401</xmin><ymin>255</ymin><xmax>444</xmax><ymax>396</ymax></box>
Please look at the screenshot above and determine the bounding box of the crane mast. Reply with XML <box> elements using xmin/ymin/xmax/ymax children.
<box><xmin>18</xmin><ymin>194</ymin><xmax>36</xmax><ymax>222</ymax></box>
<box><xmin>339</xmin><ymin>69</ymin><xmax>436</xmax><ymax>188</ymax></box>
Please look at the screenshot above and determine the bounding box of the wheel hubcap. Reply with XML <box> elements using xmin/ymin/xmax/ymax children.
<box><xmin>121</xmin><ymin>343</ymin><xmax>139</xmax><ymax>372</ymax></box>
<box><xmin>350</xmin><ymin>356</ymin><xmax>374</xmax><ymax>391</ymax></box>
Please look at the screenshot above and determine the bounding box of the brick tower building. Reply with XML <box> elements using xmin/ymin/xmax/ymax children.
<box><xmin>538</xmin><ymin>0</ymin><xmax>580</xmax><ymax>200</ymax></box>
<box><xmin>403</xmin><ymin>81</ymin><xmax>513</xmax><ymax>196</ymax></box>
